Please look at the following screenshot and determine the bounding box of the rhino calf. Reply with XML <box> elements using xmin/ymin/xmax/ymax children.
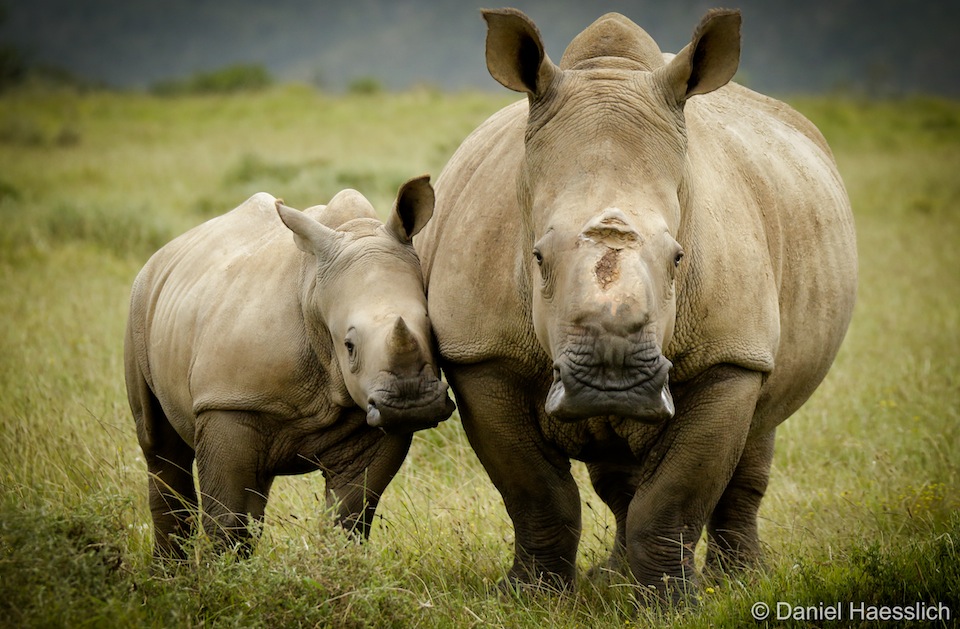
<box><xmin>124</xmin><ymin>176</ymin><xmax>454</xmax><ymax>557</ymax></box>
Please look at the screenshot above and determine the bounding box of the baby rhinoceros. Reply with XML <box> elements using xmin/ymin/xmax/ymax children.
<box><xmin>124</xmin><ymin>175</ymin><xmax>455</xmax><ymax>558</ymax></box>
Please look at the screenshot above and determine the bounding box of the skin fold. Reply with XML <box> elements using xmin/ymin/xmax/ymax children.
<box><xmin>416</xmin><ymin>9</ymin><xmax>857</xmax><ymax>601</ymax></box>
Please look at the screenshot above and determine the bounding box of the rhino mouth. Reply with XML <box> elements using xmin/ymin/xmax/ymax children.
<box><xmin>365</xmin><ymin>380</ymin><xmax>456</xmax><ymax>434</ymax></box>
<box><xmin>544</xmin><ymin>334</ymin><xmax>674</xmax><ymax>423</ymax></box>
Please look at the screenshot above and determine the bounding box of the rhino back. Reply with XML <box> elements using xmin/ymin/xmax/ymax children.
<box><xmin>130</xmin><ymin>193</ymin><xmax>324</xmax><ymax>443</ymax></box>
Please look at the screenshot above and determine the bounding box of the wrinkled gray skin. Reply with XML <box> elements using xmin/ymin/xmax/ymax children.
<box><xmin>416</xmin><ymin>9</ymin><xmax>857</xmax><ymax>600</ymax></box>
<box><xmin>125</xmin><ymin>176</ymin><xmax>455</xmax><ymax>558</ymax></box>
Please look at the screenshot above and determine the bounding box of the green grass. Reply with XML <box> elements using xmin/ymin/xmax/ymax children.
<box><xmin>1</xmin><ymin>85</ymin><xmax>958</xmax><ymax>627</ymax></box>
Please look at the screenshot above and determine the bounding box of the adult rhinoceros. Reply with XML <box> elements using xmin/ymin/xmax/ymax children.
<box><xmin>416</xmin><ymin>9</ymin><xmax>856</xmax><ymax>598</ymax></box>
<box><xmin>125</xmin><ymin>176</ymin><xmax>455</xmax><ymax>558</ymax></box>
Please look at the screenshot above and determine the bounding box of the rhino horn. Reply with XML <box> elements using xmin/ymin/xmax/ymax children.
<box><xmin>388</xmin><ymin>317</ymin><xmax>419</xmax><ymax>355</ymax></box>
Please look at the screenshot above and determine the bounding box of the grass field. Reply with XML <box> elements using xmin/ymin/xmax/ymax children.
<box><xmin>1</xmin><ymin>84</ymin><xmax>958</xmax><ymax>627</ymax></box>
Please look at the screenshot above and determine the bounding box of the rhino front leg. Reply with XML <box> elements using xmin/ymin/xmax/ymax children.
<box><xmin>625</xmin><ymin>364</ymin><xmax>762</xmax><ymax>602</ymax></box>
<box><xmin>322</xmin><ymin>431</ymin><xmax>412</xmax><ymax>539</ymax></box>
<box><xmin>706</xmin><ymin>427</ymin><xmax>776</xmax><ymax>571</ymax></box>
<box><xmin>449</xmin><ymin>363</ymin><xmax>581</xmax><ymax>590</ymax></box>
<box><xmin>194</xmin><ymin>411</ymin><xmax>273</xmax><ymax>555</ymax></box>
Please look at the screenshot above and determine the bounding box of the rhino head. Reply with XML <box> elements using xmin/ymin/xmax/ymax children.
<box><xmin>276</xmin><ymin>176</ymin><xmax>455</xmax><ymax>433</ymax></box>
<box><xmin>483</xmin><ymin>9</ymin><xmax>741</xmax><ymax>422</ymax></box>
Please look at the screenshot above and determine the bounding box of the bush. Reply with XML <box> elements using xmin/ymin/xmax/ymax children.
<box><xmin>151</xmin><ymin>64</ymin><xmax>273</xmax><ymax>96</ymax></box>
<box><xmin>0</xmin><ymin>44</ymin><xmax>25</xmax><ymax>91</ymax></box>
<box><xmin>347</xmin><ymin>76</ymin><xmax>383</xmax><ymax>96</ymax></box>
<box><xmin>0</xmin><ymin>199</ymin><xmax>174</xmax><ymax>261</ymax></box>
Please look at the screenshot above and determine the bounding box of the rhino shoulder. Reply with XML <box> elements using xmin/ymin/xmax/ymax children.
<box><xmin>419</xmin><ymin>99</ymin><xmax>527</xmax><ymax>282</ymax></box>
<box><xmin>420</xmin><ymin>99</ymin><xmax>542</xmax><ymax>372</ymax></box>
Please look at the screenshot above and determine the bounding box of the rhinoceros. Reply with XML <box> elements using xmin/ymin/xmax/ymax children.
<box><xmin>416</xmin><ymin>9</ymin><xmax>857</xmax><ymax>598</ymax></box>
<box><xmin>125</xmin><ymin>176</ymin><xmax>455</xmax><ymax>557</ymax></box>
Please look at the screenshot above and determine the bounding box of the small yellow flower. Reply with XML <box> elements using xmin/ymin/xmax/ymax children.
<box><xmin>706</xmin><ymin>587</ymin><xmax>716</xmax><ymax>594</ymax></box>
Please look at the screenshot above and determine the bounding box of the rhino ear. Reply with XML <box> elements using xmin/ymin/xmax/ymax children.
<box><xmin>386</xmin><ymin>175</ymin><xmax>435</xmax><ymax>242</ymax></box>
<box><xmin>482</xmin><ymin>8</ymin><xmax>558</xmax><ymax>98</ymax></box>
<box><xmin>659</xmin><ymin>8</ymin><xmax>740</xmax><ymax>103</ymax></box>
<box><xmin>276</xmin><ymin>200</ymin><xmax>344</xmax><ymax>261</ymax></box>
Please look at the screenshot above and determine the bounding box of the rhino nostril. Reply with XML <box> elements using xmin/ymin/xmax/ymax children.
<box><xmin>551</xmin><ymin>365</ymin><xmax>562</xmax><ymax>385</ymax></box>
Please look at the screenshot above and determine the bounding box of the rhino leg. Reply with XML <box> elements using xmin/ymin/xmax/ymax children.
<box><xmin>322</xmin><ymin>432</ymin><xmax>412</xmax><ymax>539</ymax></box>
<box><xmin>145</xmin><ymin>430</ymin><xmax>197</xmax><ymax>559</ymax></box>
<box><xmin>625</xmin><ymin>364</ymin><xmax>762</xmax><ymax>602</ymax></box>
<box><xmin>705</xmin><ymin>428</ymin><xmax>775</xmax><ymax>571</ymax></box>
<box><xmin>128</xmin><ymin>363</ymin><xmax>197</xmax><ymax>559</ymax></box>
<box><xmin>449</xmin><ymin>363</ymin><xmax>581</xmax><ymax>591</ymax></box>
<box><xmin>194</xmin><ymin>411</ymin><xmax>273</xmax><ymax>555</ymax></box>
<box><xmin>585</xmin><ymin>461</ymin><xmax>642</xmax><ymax>576</ymax></box>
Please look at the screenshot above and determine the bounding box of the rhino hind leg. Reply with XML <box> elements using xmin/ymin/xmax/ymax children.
<box><xmin>448</xmin><ymin>363</ymin><xmax>581</xmax><ymax>591</ymax></box>
<box><xmin>705</xmin><ymin>428</ymin><xmax>775</xmax><ymax>572</ymax></box>
<box><xmin>194</xmin><ymin>411</ymin><xmax>273</xmax><ymax>556</ymax></box>
<box><xmin>130</xmin><ymin>375</ymin><xmax>198</xmax><ymax>559</ymax></box>
<box><xmin>585</xmin><ymin>461</ymin><xmax>642</xmax><ymax>577</ymax></box>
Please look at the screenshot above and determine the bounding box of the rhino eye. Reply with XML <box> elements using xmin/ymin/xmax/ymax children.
<box><xmin>343</xmin><ymin>328</ymin><xmax>358</xmax><ymax>360</ymax></box>
<box><xmin>674</xmin><ymin>251</ymin><xmax>684</xmax><ymax>268</ymax></box>
<box><xmin>532</xmin><ymin>248</ymin><xmax>544</xmax><ymax>266</ymax></box>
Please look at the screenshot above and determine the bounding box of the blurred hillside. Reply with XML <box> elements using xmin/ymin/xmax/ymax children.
<box><xmin>2</xmin><ymin>0</ymin><xmax>959</xmax><ymax>96</ymax></box>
